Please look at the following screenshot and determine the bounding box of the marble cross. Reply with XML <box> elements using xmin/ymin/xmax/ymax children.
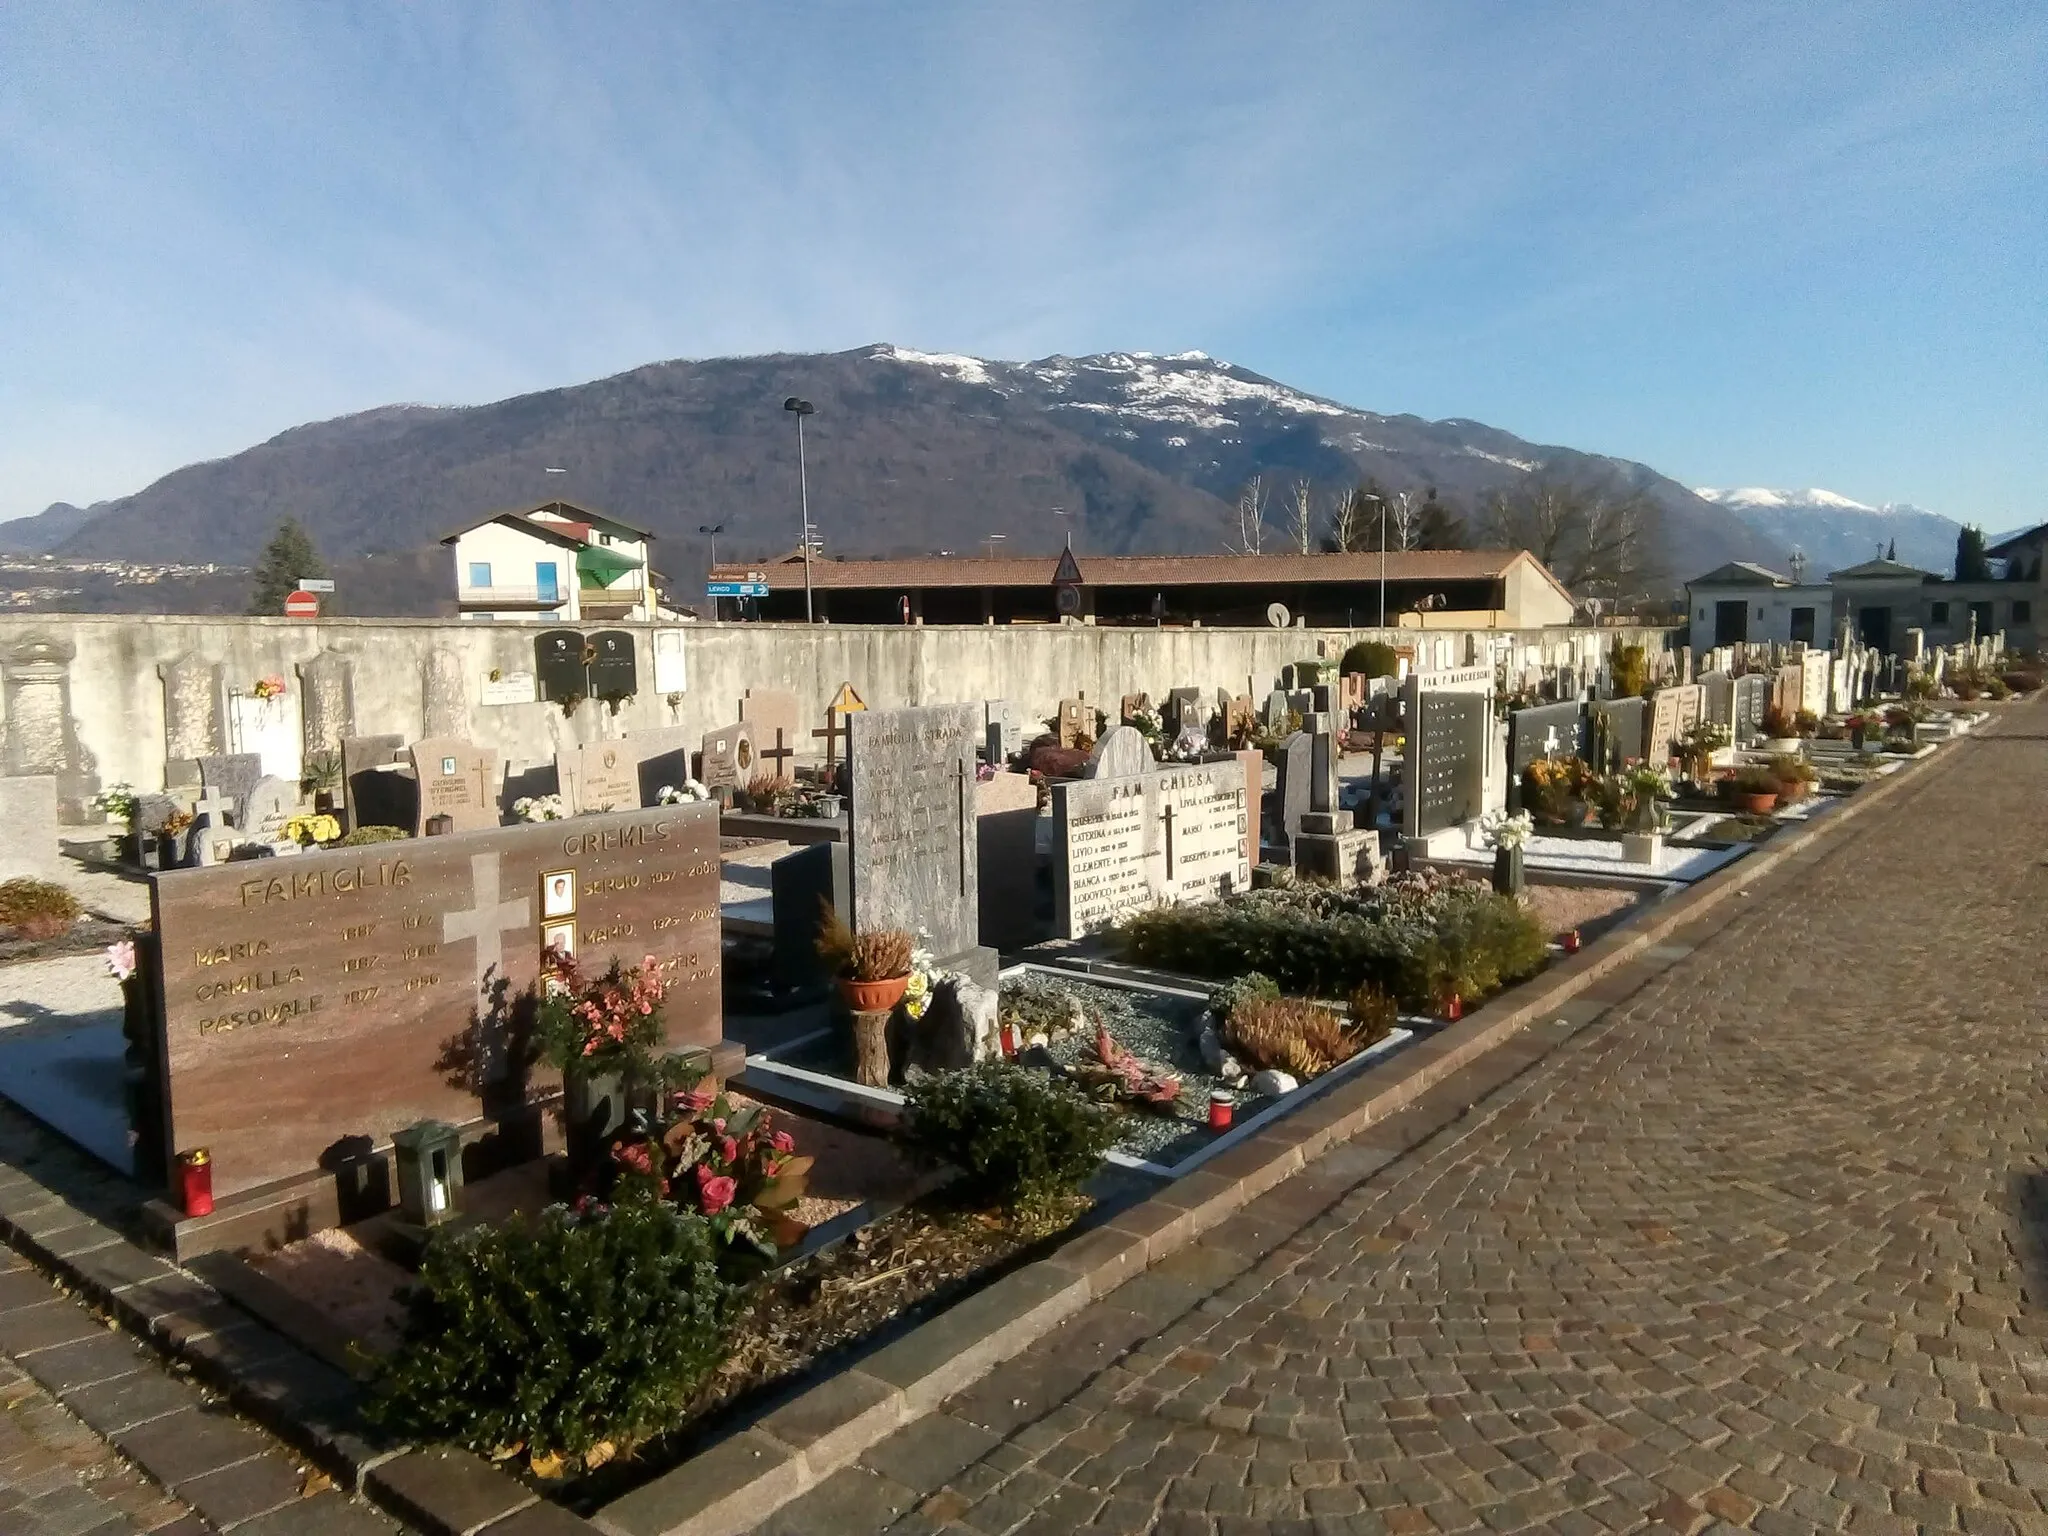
<box><xmin>442</xmin><ymin>852</ymin><xmax>532</xmax><ymax>997</ymax></box>
<box><xmin>192</xmin><ymin>786</ymin><xmax>232</xmax><ymax>829</ymax></box>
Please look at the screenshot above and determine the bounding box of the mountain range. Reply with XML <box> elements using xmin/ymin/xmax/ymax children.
<box><xmin>1695</xmin><ymin>486</ymin><xmax>1964</xmax><ymax>579</ymax></box>
<box><xmin>3</xmin><ymin>345</ymin><xmax>1805</xmax><ymax>610</ymax></box>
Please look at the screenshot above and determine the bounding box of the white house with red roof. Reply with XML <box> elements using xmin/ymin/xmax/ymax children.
<box><xmin>441</xmin><ymin>501</ymin><xmax>660</xmax><ymax>622</ymax></box>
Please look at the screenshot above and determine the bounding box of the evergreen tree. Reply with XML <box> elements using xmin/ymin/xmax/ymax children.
<box><xmin>1954</xmin><ymin>524</ymin><xmax>1991</xmax><ymax>582</ymax></box>
<box><xmin>247</xmin><ymin>519</ymin><xmax>328</xmax><ymax>615</ymax></box>
<box><xmin>1885</xmin><ymin>537</ymin><xmax>1897</xmax><ymax>562</ymax></box>
<box><xmin>1414</xmin><ymin>488</ymin><xmax>1468</xmax><ymax>550</ymax></box>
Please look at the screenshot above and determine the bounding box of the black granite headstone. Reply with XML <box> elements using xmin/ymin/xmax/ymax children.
<box><xmin>770</xmin><ymin>842</ymin><xmax>849</xmax><ymax>995</ymax></box>
<box><xmin>1589</xmin><ymin>697</ymin><xmax>1647</xmax><ymax>771</ymax></box>
<box><xmin>1413</xmin><ymin>693</ymin><xmax>1486</xmax><ymax>835</ymax></box>
<box><xmin>587</xmin><ymin>630</ymin><xmax>638</xmax><ymax>700</ymax></box>
<box><xmin>1506</xmin><ymin>701</ymin><xmax>1586</xmax><ymax>812</ymax></box>
<box><xmin>535</xmin><ymin>629</ymin><xmax>588</xmax><ymax>703</ymax></box>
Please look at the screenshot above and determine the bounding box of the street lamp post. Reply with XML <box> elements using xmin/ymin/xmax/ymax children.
<box><xmin>783</xmin><ymin>398</ymin><xmax>816</xmax><ymax>622</ymax></box>
<box><xmin>698</xmin><ymin>523</ymin><xmax>725</xmax><ymax>621</ymax></box>
<box><xmin>1357</xmin><ymin>493</ymin><xmax>1387</xmax><ymax>628</ymax></box>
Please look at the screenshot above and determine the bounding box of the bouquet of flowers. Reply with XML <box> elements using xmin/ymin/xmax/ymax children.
<box><xmin>655</xmin><ymin>781</ymin><xmax>711</xmax><ymax>804</ymax></box>
<box><xmin>901</xmin><ymin>943</ymin><xmax>959</xmax><ymax>1022</ymax></box>
<box><xmin>533</xmin><ymin>948</ymin><xmax>672</xmax><ymax>1080</ymax></box>
<box><xmin>513</xmin><ymin>794</ymin><xmax>569</xmax><ymax>822</ymax></box>
<box><xmin>284</xmin><ymin>812</ymin><xmax>341</xmax><ymax>846</ymax></box>
<box><xmin>1481</xmin><ymin>810</ymin><xmax>1533</xmax><ymax>851</ymax></box>
<box><xmin>252</xmin><ymin>676</ymin><xmax>288</xmax><ymax>701</ymax></box>
<box><xmin>609</xmin><ymin>1085</ymin><xmax>812</xmax><ymax>1257</ymax></box>
<box><xmin>105</xmin><ymin>939</ymin><xmax>137</xmax><ymax>982</ymax></box>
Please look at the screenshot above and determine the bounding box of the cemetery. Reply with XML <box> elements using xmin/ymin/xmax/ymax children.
<box><xmin>0</xmin><ymin>612</ymin><xmax>2036</xmax><ymax>1533</ymax></box>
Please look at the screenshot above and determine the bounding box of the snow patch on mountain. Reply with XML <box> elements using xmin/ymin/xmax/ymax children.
<box><xmin>873</xmin><ymin>345</ymin><xmax>1000</xmax><ymax>388</ymax></box>
<box><xmin>1463</xmin><ymin>446</ymin><xmax>1543</xmax><ymax>474</ymax></box>
<box><xmin>1696</xmin><ymin>486</ymin><xmax>1879</xmax><ymax>514</ymax></box>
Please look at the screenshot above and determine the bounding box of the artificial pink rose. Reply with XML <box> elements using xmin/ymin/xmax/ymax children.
<box><xmin>719</xmin><ymin>1136</ymin><xmax>738</xmax><ymax>1164</ymax></box>
<box><xmin>696</xmin><ymin>1167</ymin><xmax>737</xmax><ymax>1215</ymax></box>
<box><xmin>677</xmin><ymin>1087</ymin><xmax>715</xmax><ymax>1114</ymax></box>
<box><xmin>770</xmin><ymin>1129</ymin><xmax>795</xmax><ymax>1154</ymax></box>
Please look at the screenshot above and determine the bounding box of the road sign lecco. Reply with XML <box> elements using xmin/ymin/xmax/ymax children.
<box><xmin>284</xmin><ymin>590</ymin><xmax>320</xmax><ymax>619</ymax></box>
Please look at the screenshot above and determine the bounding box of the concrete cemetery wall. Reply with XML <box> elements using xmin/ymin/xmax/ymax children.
<box><xmin>0</xmin><ymin>614</ymin><xmax>1673</xmax><ymax>814</ymax></box>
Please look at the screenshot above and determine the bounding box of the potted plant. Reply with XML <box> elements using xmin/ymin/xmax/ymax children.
<box><xmin>1758</xmin><ymin>707</ymin><xmax>1801</xmax><ymax>754</ymax></box>
<box><xmin>1793</xmin><ymin>709</ymin><xmax>1820</xmax><ymax>740</ymax></box>
<box><xmin>157</xmin><ymin>809</ymin><xmax>194</xmax><ymax>867</ymax></box>
<box><xmin>302</xmin><ymin>750</ymin><xmax>343</xmax><ymax>815</ymax></box>
<box><xmin>1620</xmin><ymin>764</ymin><xmax>1669</xmax><ymax>864</ymax></box>
<box><xmin>93</xmin><ymin>784</ymin><xmax>141</xmax><ymax>864</ymax></box>
<box><xmin>1768</xmin><ymin>753</ymin><xmax>1816</xmax><ymax>804</ymax></box>
<box><xmin>819</xmin><ymin>918</ymin><xmax>914</xmax><ymax>1013</ymax></box>
<box><xmin>533</xmin><ymin>945</ymin><xmax>681</xmax><ymax>1173</ymax></box>
<box><xmin>1678</xmin><ymin>720</ymin><xmax>1730</xmax><ymax>790</ymax></box>
<box><xmin>1729</xmin><ymin>764</ymin><xmax>1780</xmax><ymax>815</ymax></box>
<box><xmin>1591</xmin><ymin>770</ymin><xmax>1627</xmax><ymax>831</ymax></box>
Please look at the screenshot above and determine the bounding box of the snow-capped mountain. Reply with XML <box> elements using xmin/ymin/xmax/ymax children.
<box><xmin>5</xmin><ymin>344</ymin><xmax>1779</xmax><ymax>593</ymax></box>
<box><xmin>1695</xmin><ymin>487</ymin><xmax>1963</xmax><ymax>577</ymax></box>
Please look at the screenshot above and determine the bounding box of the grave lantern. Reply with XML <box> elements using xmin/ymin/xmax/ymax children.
<box><xmin>391</xmin><ymin>1120</ymin><xmax>463</xmax><ymax>1226</ymax></box>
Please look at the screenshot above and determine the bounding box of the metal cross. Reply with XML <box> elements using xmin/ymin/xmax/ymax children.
<box><xmin>442</xmin><ymin>852</ymin><xmax>532</xmax><ymax>998</ymax></box>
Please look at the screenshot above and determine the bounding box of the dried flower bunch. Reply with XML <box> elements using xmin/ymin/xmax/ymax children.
<box><xmin>0</xmin><ymin>879</ymin><xmax>82</xmax><ymax>940</ymax></box>
<box><xmin>1222</xmin><ymin>993</ymin><xmax>1363</xmax><ymax>1080</ymax></box>
<box><xmin>815</xmin><ymin>908</ymin><xmax>913</xmax><ymax>982</ymax></box>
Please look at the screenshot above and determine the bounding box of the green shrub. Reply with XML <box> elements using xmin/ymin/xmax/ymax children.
<box><xmin>335</xmin><ymin>824</ymin><xmax>409</xmax><ymax>847</ymax></box>
<box><xmin>1340</xmin><ymin>640</ymin><xmax>1399</xmax><ymax>679</ymax></box>
<box><xmin>1610</xmin><ymin>644</ymin><xmax>1650</xmax><ymax>698</ymax></box>
<box><xmin>366</xmin><ymin>1198</ymin><xmax>736</xmax><ymax>1470</ymax></box>
<box><xmin>0</xmin><ymin>879</ymin><xmax>81</xmax><ymax>939</ymax></box>
<box><xmin>900</xmin><ymin>1061</ymin><xmax>1117</xmax><ymax>1216</ymax></box>
<box><xmin>1116</xmin><ymin>872</ymin><xmax>1546</xmax><ymax>1007</ymax></box>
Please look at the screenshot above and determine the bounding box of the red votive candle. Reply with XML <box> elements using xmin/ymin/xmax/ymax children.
<box><xmin>177</xmin><ymin>1149</ymin><xmax>214</xmax><ymax>1217</ymax></box>
<box><xmin>1442</xmin><ymin>992</ymin><xmax>1463</xmax><ymax>1021</ymax></box>
<box><xmin>1208</xmin><ymin>1091</ymin><xmax>1234</xmax><ymax>1130</ymax></box>
<box><xmin>1563</xmin><ymin>928</ymin><xmax>1582</xmax><ymax>954</ymax></box>
<box><xmin>999</xmin><ymin>1023</ymin><xmax>1018</xmax><ymax>1058</ymax></box>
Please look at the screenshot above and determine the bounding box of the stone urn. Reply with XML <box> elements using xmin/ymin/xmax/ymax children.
<box><xmin>1491</xmin><ymin>844</ymin><xmax>1524</xmax><ymax>896</ymax></box>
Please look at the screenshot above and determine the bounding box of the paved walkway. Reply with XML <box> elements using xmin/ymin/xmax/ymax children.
<box><xmin>763</xmin><ymin>702</ymin><xmax>2048</xmax><ymax>1535</ymax></box>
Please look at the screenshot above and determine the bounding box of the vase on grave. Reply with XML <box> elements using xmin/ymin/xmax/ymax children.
<box><xmin>840</xmin><ymin>973</ymin><xmax>909</xmax><ymax>1013</ymax></box>
<box><xmin>1621</xmin><ymin>831</ymin><xmax>1662</xmax><ymax>866</ymax></box>
<box><xmin>561</xmin><ymin>1069</ymin><xmax>627</xmax><ymax>1178</ymax></box>
<box><xmin>1491</xmin><ymin>845</ymin><xmax>1524</xmax><ymax>897</ymax></box>
<box><xmin>156</xmin><ymin>830</ymin><xmax>187</xmax><ymax>868</ymax></box>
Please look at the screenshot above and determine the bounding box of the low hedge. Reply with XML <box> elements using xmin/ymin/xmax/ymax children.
<box><xmin>1116</xmin><ymin>872</ymin><xmax>1546</xmax><ymax>1007</ymax></box>
<box><xmin>900</xmin><ymin>1060</ymin><xmax>1117</xmax><ymax>1218</ymax></box>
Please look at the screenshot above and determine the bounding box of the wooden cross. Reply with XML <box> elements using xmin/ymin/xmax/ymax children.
<box><xmin>758</xmin><ymin>727</ymin><xmax>794</xmax><ymax>775</ymax></box>
<box><xmin>442</xmin><ymin>852</ymin><xmax>532</xmax><ymax>997</ymax></box>
<box><xmin>813</xmin><ymin>710</ymin><xmax>850</xmax><ymax>767</ymax></box>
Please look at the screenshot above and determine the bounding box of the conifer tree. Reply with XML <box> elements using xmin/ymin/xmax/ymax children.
<box><xmin>247</xmin><ymin>519</ymin><xmax>328</xmax><ymax>615</ymax></box>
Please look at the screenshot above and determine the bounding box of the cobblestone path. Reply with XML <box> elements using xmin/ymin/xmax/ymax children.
<box><xmin>765</xmin><ymin>703</ymin><xmax>2048</xmax><ymax>1534</ymax></box>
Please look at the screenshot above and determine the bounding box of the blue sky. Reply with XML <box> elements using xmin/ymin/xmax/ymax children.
<box><xmin>2</xmin><ymin>3</ymin><xmax>2043</xmax><ymax>527</ymax></box>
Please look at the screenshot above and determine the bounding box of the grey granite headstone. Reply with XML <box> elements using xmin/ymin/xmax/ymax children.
<box><xmin>1699</xmin><ymin>672</ymin><xmax>1734</xmax><ymax>728</ymax></box>
<box><xmin>1085</xmin><ymin>725</ymin><xmax>1152</xmax><ymax>780</ymax></box>
<box><xmin>847</xmin><ymin>704</ymin><xmax>980</xmax><ymax>959</ymax></box>
<box><xmin>983</xmin><ymin>699</ymin><xmax>1024</xmax><ymax>761</ymax></box>
<box><xmin>197</xmin><ymin>753</ymin><xmax>263</xmax><ymax>828</ymax></box>
<box><xmin>159</xmin><ymin>653</ymin><xmax>223</xmax><ymax>772</ymax></box>
<box><xmin>1276</xmin><ymin>731</ymin><xmax>1314</xmax><ymax>846</ymax></box>
<box><xmin>1052</xmin><ymin>758</ymin><xmax>1249</xmax><ymax>938</ymax></box>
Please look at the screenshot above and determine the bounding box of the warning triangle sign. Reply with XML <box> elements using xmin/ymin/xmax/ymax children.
<box><xmin>1052</xmin><ymin>547</ymin><xmax>1084</xmax><ymax>587</ymax></box>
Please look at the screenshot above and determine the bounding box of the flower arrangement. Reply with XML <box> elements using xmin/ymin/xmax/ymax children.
<box><xmin>1124</xmin><ymin>703</ymin><xmax>1164</xmax><ymax>742</ymax></box>
<box><xmin>105</xmin><ymin>939</ymin><xmax>137</xmax><ymax>981</ymax></box>
<box><xmin>1521</xmin><ymin>755</ymin><xmax>1593</xmax><ymax>824</ymax></box>
<box><xmin>284</xmin><ymin>812</ymin><xmax>342</xmax><ymax>846</ymax></box>
<box><xmin>251</xmin><ymin>675</ymin><xmax>288</xmax><ymax>701</ymax></box>
<box><xmin>607</xmin><ymin>1084</ymin><xmax>813</xmax><ymax>1258</ymax></box>
<box><xmin>513</xmin><ymin>794</ymin><xmax>569</xmax><ymax>822</ymax></box>
<box><xmin>655</xmin><ymin>781</ymin><xmax>711</xmax><ymax>804</ymax></box>
<box><xmin>93</xmin><ymin>784</ymin><xmax>140</xmax><ymax>827</ymax></box>
<box><xmin>901</xmin><ymin>944</ymin><xmax>961</xmax><ymax>1022</ymax></box>
<box><xmin>160</xmin><ymin>809</ymin><xmax>195</xmax><ymax>837</ymax></box>
<box><xmin>1481</xmin><ymin>810</ymin><xmax>1533</xmax><ymax>851</ymax></box>
<box><xmin>533</xmin><ymin>948</ymin><xmax>674</xmax><ymax>1081</ymax></box>
<box><xmin>1793</xmin><ymin>709</ymin><xmax>1820</xmax><ymax>738</ymax></box>
<box><xmin>1067</xmin><ymin>1026</ymin><xmax>1182</xmax><ymax>1112</ymax></box>
<box><xmin>1678</xmin><ymin>720</ymin><xmax>1729</xmax><ymax>781</ymax></box>
<box><xmin>1758</xmin><ymin>705</ymin><xmax>1796</xmax><ymax>741</ymax></box>
<box><xmin>1622</xmin><ymin>763</ymin><xmax>1671</xmax><ymax>832</ymax></box>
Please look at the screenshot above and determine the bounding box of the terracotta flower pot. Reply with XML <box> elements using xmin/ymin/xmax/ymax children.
<box><xmin>840</xmin><ymin>973</ymin><xmax>910</xmax><ymax>1013</ymax></box>
<box><xmin>1739</xmin><ymin>791</ymin><xmax>1778</xmax><ymax>814</ymax></box>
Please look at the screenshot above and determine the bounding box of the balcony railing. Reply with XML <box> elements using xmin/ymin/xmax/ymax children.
<box><xmin>457</xmin><ymin>585</ymin><xmax>569</xmax><ymax>607</ymax></box>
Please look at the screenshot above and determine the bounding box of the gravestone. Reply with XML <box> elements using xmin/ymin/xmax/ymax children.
<box><xmin>159</xmin><ymin>654</ymin><xmax>223</xmax><ymax>781</ymax></box>
<box><xmin>1772</xmin><ymin>663</ymin><xmax>1803</xmax><ymax>720</ymax></box>
<box><xmin>196</xmin><ymin>754</ymin><xmax>263</xmax><ymax>830</ymax></box>
<box><xmin>770</xmin><ymin>841</ymin><xmax>849</xmax><ymax>995</ymax></box>
<box><xmin>1262</xmin><ymin>690</ymin><xmax>1291</xmax><ymax>728</ymax></box>
<box><xmin>1407</xmin><ymin>693</ymin><xmax>1489</xmax><ymax>836</ymax></box>
<box><xmin>142</xmin><ymin>802</ymin><xmax>726</xmax><ymax>1203</ymax></box>
<box><xmin>1506</xmin><ymin>701</ymin><xmax>1586</xmax><ymax>811</ymax></box>
<box><xmin>1276</xmin><ymin>731</ymin><xmax>1315</xmax><ymax>847</ymax></box>
<box><xmin>1163</xmin><ymin>687</ymin><xmax>1204</xmax><ymax>734</ymax></box>
<box><xmin>699</xmin><ymin>722</ymin><xmax>756</xmax><ymax>795</ymax></box>
<box><xmin>1731</xmin><ymin>674</ymin><xmax>1770</xmax><ymax>742</ymax></box>
<box><xmin>1645</xmin><ymin>688</ymin><xmax>1683</xmax><ymax>766</ymax></box>
<box><xmin>652</xmin><ymin>629</ymin><xmax>687</xmax><ymax>695</ymax></box>
<box><xmin>1085</xmin><ymin>725</ymin><xmax>1152</xmax><ymax>780</ymax></box>
<box><xmin>480</xmin><ymin>671</ymin><xmax>538</xmax><ymax>707</ymax></box>
<box><xmin>421</xmin><ymin>649</ymin><xmax>467</xmax><ymax>740</ymax></box>
<box><xmin>983</xmin><ymin>699</ymin><xmax>1024</xmax><ymax>763</ymax></box>
<box><xmin>1119</xmin><ymin>692</ymin><xmax>1151</xmax><ymax>725</ymax></box>
<box><xmin>1226</xmin><ymin>695</ymin><xmax>1256</xmax><ymax>743</ymax></box>
<box><xmin>342</xmin><ymin>734</ymin><xmax>413</xmax><ymax>832</ymax></box>
<box><xmin>1233</xmin><ymin>748</ymin><xmax>1264</xmax><ymax>870</ymax></box>
<box><xmin>1700</xmin><ymin>672</ymin><xmax>1734</xmax><ymax>729</ymax></box>
<box><xmin>242</xmin><ymin>777</ymin><xmax>305</xmax><ymax>849</ymax></box>
<box><xmin>1670</xmin><ymin>683</ymin><xmax>1703</xmax><ymax>748</ymax></box>
<box><xmin>297</xmin><ymin>652</ymin><xmax>355</xmax><ymax>755</ymax></box>
<box><xmin>1053</xmin><ymin>759</ymin><xmax>1249</xmax><ymax>938</ymax></box>
<box><xmin>227</xmin><ymin>691</ymin><xmax>302</xmax><ymax>783</ymax></box>
<box><xmin>629</xmin><ymin>725</ymin><xmax>696</xmax><ymax>806</ymax></box>
<box><xmin>408</xmin><ymin>738</ymin><xmax>500</xmax><ymax>835</ymax></box>
<box><xmin>1056</xmin><ymin>698</ymin><xmax>1088</xmax><ymax>749</ymax></box>
<box><xmin>741</xmin><ymin>689</ymin><xmax>802</xmax><ymax>776</ymax></box>
<box><xmin>557</xmin><ymin>741</ymin><xmax>641</xmax><ymax>815</ymax></box>
<box><xmin>0</xmin><ymin>776</ymin><xmax>61</xmax><ymax>882</ymax></box>
<box><xmin>587</xmin><ymin>631</ymin><xmax>638</xmax><ymax>701</ymax></box>
<box><xmin>847</xmin><ymin>704</ymin><xmax>981</xmax><ymax>961</ymax></box>
<box><xmin>535</xmin><ymin>630</ymin><xmax>588</xmax><ymax>704</ymax></box>
<box><xmin>976</xmin><ymin>771</ymin><xmax>1043</xmax><ymax>951</ymax></box>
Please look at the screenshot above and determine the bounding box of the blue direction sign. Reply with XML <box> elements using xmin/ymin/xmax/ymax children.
<box><xmin>707</xmin><ymin>581</ymin><xmax>770</xmax><ymax>597</ymax></box>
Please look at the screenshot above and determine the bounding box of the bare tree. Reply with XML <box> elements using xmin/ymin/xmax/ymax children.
<box><xmin>1286</xmin><ymin>478</ymin><xmax>1316</xmax><ymax>554</ymax></box>
<box><xmin>1326</xmin><ymin>484</ymin><xmax>1364</xmax><ymax>553</ymax></box>
<box><xmin>1229</xmin><ymin>474</ymin><xmax>1268</xmax><ymax>555</ymax></box>
<box><xmin>1480</xmin><ymin>478</ymin><xmax>1659</xmax><ymax>596</ymax></box>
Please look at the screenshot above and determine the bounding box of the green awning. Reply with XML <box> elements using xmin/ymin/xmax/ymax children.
<box><xmin>577</xmin><ymin>544</ymin><xmax>639</xmax><ymax>585</ymax></box>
